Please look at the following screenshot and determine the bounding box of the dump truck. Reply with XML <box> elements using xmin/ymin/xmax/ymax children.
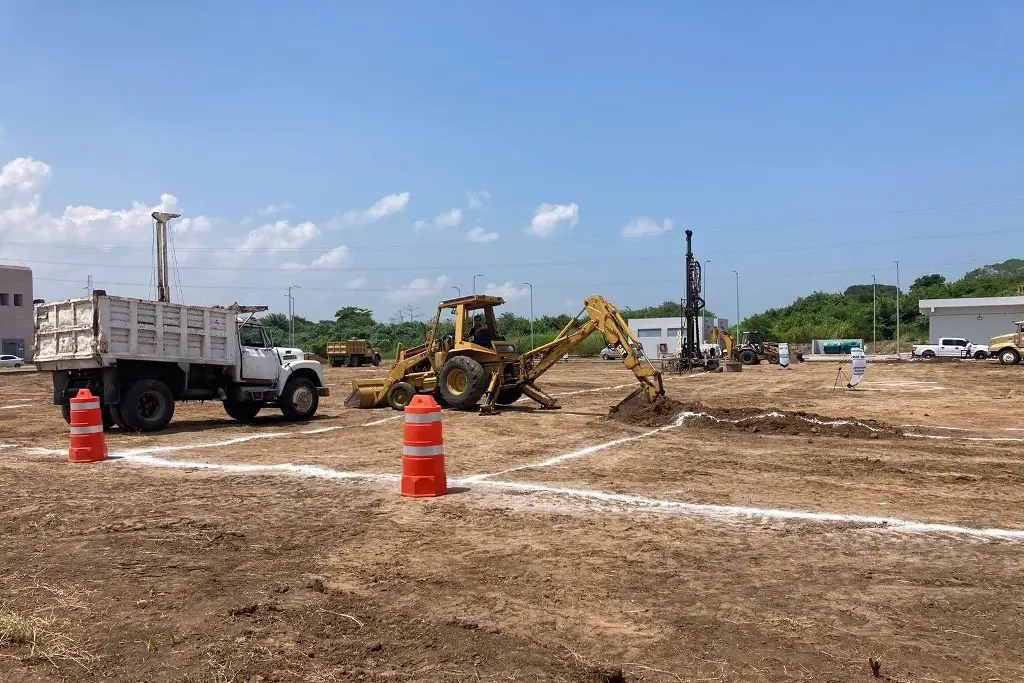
<box><xmin>346</xmin><ymin>294</ymin><xmax>663</xmax><ymax>413</ymax></box>
<box><xmin>33</xmin><ymin>292</ymin><xmax>329</xmax><ymax>432</ymax></box>
<box><xmin>989</xmin><ymin>321</ymin><xmax>1024</xmax><ymax>365</ymax></box>
<box><xmin>326</xmin><ymin>339</ymin><xmax>382</xmax><ymax>367</ymax></box>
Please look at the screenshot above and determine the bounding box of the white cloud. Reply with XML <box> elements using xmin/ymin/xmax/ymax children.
<box><xmin>257</xmin><ymin>203</ymin><xmax>293</xmax><ymax>216</ymax></box>
<box><xmin>237</xmin><ymin>220</ymin><xmax>319</xmax><ymax>253</ymax></box>
<box><xmin>344</xmin><ymin>277</ymin><xmax>367</xmax><ymax>290</ymax></box>
<box><xmin>311</xmin><ymin>245</ymin><xmax>351</xmax><ymax>268</ymax></box>
<box><xmin>484</xmin><ymin>281</ymin><xmax>529</xmax><ymax>301</ymax></box>
<box><xmin>621</xmin><ymin>217</ymin><xmax>673</xmax><ymax>238</ymax></box>
<box><xmin>527</xmin><ymin>202</ymin><xmax>578</xmax><ymax>238</ymax></box>
<box><xmin>385</xmin><ymin>275</ymin><xmax>450</xmax><ymax>302</ymax></box>
<box><xmin>414</xmin><ymin>207</ymin><xmax>462</xmax><ymax>232</ymax></box>
<box><xmin>329</xmin><ymin>192</ymin><xmax>410</xmax><ymax>229</ymax></box>
<box><xmin>466</xmin><ymin>190</ymin><xmax>490</xmax><ymax>211</ymax></box>
<box><xmin>173</xmin><ymin>215</ymin><xmax>213</xmax><ymax>235</ymax></box>
<box><xmin>0</xmin><ymin>157</ymin><xmax>51</xmax><ymax>194</ymax></box>
<box><xmin>466</xmin><ymin>226</ymin><xmax>498</xmax><ymax>243</ymax></box>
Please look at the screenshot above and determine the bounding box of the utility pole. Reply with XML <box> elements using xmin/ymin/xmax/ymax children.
<box><xmin>524</xmin><ymin>282</ymin><xmax>534</xmax><ymax>348</ymax></box>
<box><xmin>731</xmin><ymin>269</ymin><xmax>740</xmax><ymax>340</ymax></box>
<box><xmin>871</xmin><ymin>274</ymin><xmax>877</xmax><ymax>356</ymax></box>
<box><xmin>84</xmin><ymin>275</ymin><xmax>94</xmax><ymax>297</ymax></box>
<box><xmin>894</xmin><ymin>260</ymin><xmax>901</xmax><ymax>357</ymax></box>
<box><xmin>287</xmin><ymin>285</ymin><xmax>301</xmax><ymax>346</ymax></box>
<box><xmin>473</xmin><ymin>274</ymin><xmax>484</xmax><ymax>296</ymax></box>
<box><xmin>702</xmin><ymin>259</ymin><xmax>711</xmax><ymax>342</ymax></box>
<box><xmin>152</xmin><ymin>212</ymin><xmax>181</xmax><ymax>303</ymax></box>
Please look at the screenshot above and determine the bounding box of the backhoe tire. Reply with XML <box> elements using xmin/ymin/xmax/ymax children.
<box><xmin>279</xmin><ymin>377</ymin><xmax>319</xmax><ymax>421</ymax></box>
<box><xmin>387</xmin><ymin>382</ymin><xmax>417</xmax><ymax>411</ymax></box>
<box><xmin>738</xmin><ymin>349</ymin><xmax>758</xmax><ymax>365</ymax></box>
<box><xmin>225</xmin><ymin>400</ymin><xmax>261</xmax><ymax>423</ymax></box>
<box><xmin>999</xmin><ymin>349</ymin><xmax>1020</xmax><ymax>365</ymax></box>
<box><xmin>496</xmin><ymin>387</ymin><xmax>523</xmax><ymax>405</ymax></box>
<box><xmin>438</xmin><ymin>356</ymin><xmax>489</xmax><ymax>410</ymax></box>
<box><xmin>120</xmin><ymin>379</ymin><xmax>175</xmax><ymax>433</ymax></box>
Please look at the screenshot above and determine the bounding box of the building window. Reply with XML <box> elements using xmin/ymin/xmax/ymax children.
<box><xmin>0</xmin><ymin>293</ymin><xmax>9</xmax><ymax>306</ymax></box>
<box><xmin>637</xmin><ymin>328</ymin><xmax>662</xmax><ymax>337</ymax></box>
<box><xmin>667</xmin><ymin>327</ymin><xmax>681</xmax><ymax>337</ymax></box>
<box><xmin>13</xmin><ymin>293</ymin><xmax>23</xmax><ymax>307</ymax></box>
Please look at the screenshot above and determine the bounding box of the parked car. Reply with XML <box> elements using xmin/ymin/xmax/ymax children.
<box><xmin>599</xmin><ymin>345</ymin><xmax>620</xmax><ymax>360</ymax></box>
<box><xmin>0</xmin><ymin>354</ymin><xmax>24</xmax><ymax>368</ymax></box>
<box><xmin>912</xmin><ymin>338</ymin><xmax>988</xmax><ymax>360</ymax></box>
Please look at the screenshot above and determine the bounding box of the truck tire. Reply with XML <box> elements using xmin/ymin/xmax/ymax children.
<box><xmin>372</xmin><ymin>354</ymin><xmax>382</xmax><ymax>367</ymax></box>
<box><xmin>496</xmin><ymin>387</ymin><xmax>523</xmax><ymax>405</ymax></box>
<box><xmin>738</xmin><ymin>349</ymin><xmax>758</xmax><ymax>365</ymax></box>
<box><xmin>279</xmin><ymin>377</ymin><xmax>319</xmax><ymax>421</ymax></box>
<box><xmin>120</xmin><ymin>379</ymin><xmax>175</xmax><ymax>432</ymax></box>
<box><xmin>438</xmin><ymin>356</ymin><xmax>489</xmax><ymax>410</ymax></box>
<box><xmin>61</xmin><ymin>404</ymin><xmax>115</xmax><ymax>430</ymax></box>
<box><xmin>108</xmin><ymin>404</ymin><xmax>131</xmax><ymax>431</ymax></box>
<box><xmin>921</xmin><ymin>350</ymin><xmax>936</xmax><ymax>358</ymax></box>
<box><xmin>224</xmin><ymin>400</ymin><xmax>261</xmax><ymax>423</ymax></box>
<box><xmin>387</xmin><ymin>381</ymin><xmax>416</xmax><ymax>411</ymax></box>
<box><xmin>974</xmin><ymin>350</ymin><xmax>988</xmax><ymax>360</ymax></box>
<box><xmin>999</xmin><ymin>348</ymin><xmax>1020</xmax><ymax>365</ymax></box>
<box><xmin>331</xmin><ymin>358</ymin><xmax>342</xmax><ymax>368</ymax></box>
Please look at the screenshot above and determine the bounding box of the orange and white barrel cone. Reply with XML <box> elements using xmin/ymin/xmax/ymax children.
<box><xmin>400</xmin><ymin>394</ymin><xmax>447</xmax><ymax>497</ymax></box>
<box><xmin>68</xmin><ymin>389</ymin><xmax>108</xmax><ymax>463</ymax></box>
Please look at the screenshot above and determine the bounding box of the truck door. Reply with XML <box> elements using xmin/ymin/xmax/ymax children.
<box><xmin>239</xmin><ymin>324</ymin><xmax>280</xmax><ymax>383</ymax></box>
<box><xmin>937</xmin><ymin>338</ymin><xmax>954</xmax><ymax>357</ymax></box>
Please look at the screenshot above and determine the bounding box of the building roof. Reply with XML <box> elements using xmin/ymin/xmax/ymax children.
<box><xmin>0</xmin><ymin>264</ymin><xmax>32</xmax><ymax>273</ymax></box>
<box><xmin>918</xmin><ymin>296</ymin><xmax>1024</xmax><ymax>312</ymax></box>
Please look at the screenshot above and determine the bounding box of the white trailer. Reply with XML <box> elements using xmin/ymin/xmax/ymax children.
<box><xmin>33</xmin><ymin>292</ymin><xmax>329</xmax><ymax>432</ymax></box>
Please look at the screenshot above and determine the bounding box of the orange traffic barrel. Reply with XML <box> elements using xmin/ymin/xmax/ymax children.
<box><xmin>400</xmin><ymin>394</ymin><xmax>447</xmax><ymax>497</ymax></box>
<box><xmin>68</xmin><ymin>389</ymin><xmax>108</xmax><ymax>463</ymax></box>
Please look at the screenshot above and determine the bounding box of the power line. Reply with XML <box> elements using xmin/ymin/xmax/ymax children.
<box><xmin>2</xmin><ymin>197</ymin><xmax>1021</xmax><ymax>254</ymax></box>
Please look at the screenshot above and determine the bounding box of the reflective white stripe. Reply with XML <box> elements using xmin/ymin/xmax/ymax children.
<box><xmin>402</xmin><ymin>444</ymin><xmax>444</xmax><ymax>457</ymax></box>
<box><xmin>404</xmin><ymin>412</ymin><xmax>442</xmax><ymax>424</ymax></box>
<box><xmin>70</xmin><ymin>400</ymin><xmax>101</xmax><ymax>411</ymax></box>
<box><xmin>70</xmin><ymin>424</ymin><xmax>104</xmax><ymax>435</ymax></box>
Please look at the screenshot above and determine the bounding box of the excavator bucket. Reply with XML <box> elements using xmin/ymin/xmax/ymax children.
<box><xmin>345</xmin><ymin>380</ymin><xmax>386</xmax><ymax>408</ymax></box>
<box><xmin>610</xmin><ymin>387</ymin><xmax>646</xmax><ymax>414</ymax></box>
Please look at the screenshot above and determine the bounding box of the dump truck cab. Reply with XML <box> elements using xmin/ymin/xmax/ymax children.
<box><xmin>989</xmin><ymin>321</ymin><xmax>1024</xmax><ymax>365</ymax></box>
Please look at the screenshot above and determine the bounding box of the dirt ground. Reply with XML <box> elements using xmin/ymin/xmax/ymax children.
<box><xmin>2</xmin><ymin>358</ymin><xmax>1023</xmax><ymax>682</ymax></box>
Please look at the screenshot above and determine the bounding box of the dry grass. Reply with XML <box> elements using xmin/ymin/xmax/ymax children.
<box><xmin>0</xmin><ymin>605</ymin><xmax>93</xmax><ymax>668</ymax></box>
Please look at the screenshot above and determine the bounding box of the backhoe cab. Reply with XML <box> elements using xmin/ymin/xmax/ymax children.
<box><xmin>345</xmin><ymin>294</ymin><xmax>664</xmax><ymax>414</ymax></box>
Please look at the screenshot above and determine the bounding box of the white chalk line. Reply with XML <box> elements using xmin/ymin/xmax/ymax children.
<box><xmin>461</xmin><ymin>479</ymin><xmax>1024</xmax><ymax>540</ymax></box>
<box><xmin>1</xmin><ymin>403</ymin><xmax>33</xmax><ymax>410</ymax></box>
<box><xmin>117</xmin><ymin>453</ymin><xmax>400</xmax><ymax>483</ymax></box>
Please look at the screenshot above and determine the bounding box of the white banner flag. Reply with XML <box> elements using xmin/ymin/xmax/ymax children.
<box><xmin>847</xmin><ymin>348</ymin><xmax>867</xmax><ymax>388</ymax></box>
<box><xmin>778</xmin><ymin>343</ymin><xmax>790</xmax><ymax>368</ymax></box>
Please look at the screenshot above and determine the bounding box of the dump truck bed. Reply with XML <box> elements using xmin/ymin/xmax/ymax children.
<box><xmin>34</xmin><ymin>295</ymin><xmax>238</xmax><ymax>370</ymax></box>
<box><xmin>327</xmin><ymin>340</ymin><xmax>370</xmax><ymax>356</ymax></box>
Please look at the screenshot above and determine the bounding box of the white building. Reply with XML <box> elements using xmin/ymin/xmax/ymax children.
<box><xmin>918</xmin><ymin>296</ymin><xmax>1024</xmax><ymax>344</ymax></box>
<box><xmin>627</xmin><ymin>316</ymin><xmax>730</xmax><ymax>358</ymax></box>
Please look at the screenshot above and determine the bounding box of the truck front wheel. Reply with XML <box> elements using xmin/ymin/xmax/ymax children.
<box><xmin>225</xmin><ymin>400</ymin><xmax>261</xmax><ymax>423</ymax></box>
<box><xmin>999</xmin><ymin>349</ymin><xmax>1021</xmax><ymax>365</ymax></box>
<box><xmin>280</xmin><ymin>377</ymin><xmax>319</xmax><ymax>421</ymax></box>
<box><xmin>120</xmin><ymin>379</ymin><xmax>175</xmax><ymax>432</ymax></box>
<box><xmin>372</xmin><ymin>354</ymin><xmax>382</xmax><ymax>367</ymax></box>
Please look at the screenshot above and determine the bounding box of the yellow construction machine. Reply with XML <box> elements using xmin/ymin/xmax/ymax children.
<box><xmin>346</xmin><ymin>294</ymin><xmax>664</xmax><ymax>413</ymax></box>
<box><xmin>710</xmin><ymin>327</ymin><xmax>802</xmax><ymax>365</ymax></box>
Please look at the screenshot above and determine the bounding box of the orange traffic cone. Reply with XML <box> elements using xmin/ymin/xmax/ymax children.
<box><xmin>400</xmin><ymin>394</ymin><xmax>447</xmax><ymax>497</ymax></box>
<box><xmin>68</xmin><ymin>389</ymin><xmax>108</xmax><ymax>463</ymax></box>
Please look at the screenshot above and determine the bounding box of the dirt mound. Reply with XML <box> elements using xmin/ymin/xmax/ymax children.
<box><xmin>609</xmin><ymin>396</ymin><xmax>901</xmax><ymax>439</ymax></box>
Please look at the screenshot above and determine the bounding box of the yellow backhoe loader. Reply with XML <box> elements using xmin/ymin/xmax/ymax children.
<box><xmin>346</xmin><ymin>294</ymin><xmax>664</xmax><ymax>413</ymax></box>
<box><xmin>710</xmin><ymin>327</ymin><xmax>802</xmax><ymax>365</ymax></box>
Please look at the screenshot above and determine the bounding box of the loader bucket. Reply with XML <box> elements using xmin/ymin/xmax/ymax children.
<box><xmin>345</xmin><ymin>382</ymin><xmax>385</xmax><ymax>409</ymax></box>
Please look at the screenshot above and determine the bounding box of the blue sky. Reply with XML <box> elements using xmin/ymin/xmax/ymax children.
<box><xmin>1</xmin><ymin>1</ymin><xmax>1022</xmax><ymax>324</ymax></box>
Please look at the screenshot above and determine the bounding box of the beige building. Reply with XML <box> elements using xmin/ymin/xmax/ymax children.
<box><xmin>0</xmin><ymin>265</ymin><xmax>34</xmax><ymax>360</ymax></box>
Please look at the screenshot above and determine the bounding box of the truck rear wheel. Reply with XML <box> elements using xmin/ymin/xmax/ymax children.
<box><xmin>120</xmin><ymin>379</ymin><xmax>175</xmax><ymax>432</ymax></box>
<box><xmin>224</xmin><ymin>400</ymin><xmax>261</xmax><ymax>423</ymax></box>
<box><xmin>438</xmin><ymin>356</ymin><xmax>489</xmax><ymax>410</ymax></box>
<box><xmin>280</xmin><ymin>377</ymin><xmax>319</xmax><ymax>421</ymax></box>
<box><xmin>1000</xmin><ymin>349</ymin><xmax>1020</xmax><ymax>365</ymax></box>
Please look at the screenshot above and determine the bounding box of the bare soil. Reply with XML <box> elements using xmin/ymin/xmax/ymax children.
<box><xmin>1</xmin><ymin>360</ymin><xmax>1023</xmax><ymax>682</ymax></box>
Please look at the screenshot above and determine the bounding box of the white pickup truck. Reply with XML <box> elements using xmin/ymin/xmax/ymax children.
<box><xmin>912</xmin><ymin>337</ymin><xmax>989</xmax><ymax>360</ymax></box>
<box><xmin>33</xmin><ymin>292</ymin><xmax>329</xmax><ymax>432</ymax></box>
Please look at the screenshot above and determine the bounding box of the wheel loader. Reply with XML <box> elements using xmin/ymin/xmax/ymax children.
<box><xmin>710</xmin><ymin>327</ymin><xmax>803</xmax><ymax>365</ymax></box>
<box><xmin>345</xmin><ymin>294</ymin><xmax>664</xmax><ymax>413</ymax></box>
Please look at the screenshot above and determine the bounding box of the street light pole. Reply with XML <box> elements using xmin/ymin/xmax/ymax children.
<box><xmin>287</xmin><ymin>285</ymin><xmax>301</xmax><ymax>346</ymax></box>
<box><xmin>524</xmin><ymin>282</ymin><xmax>534</xmax><ymax>348</ymax></box>
<box><xmin>452</xmin><ymin>286</ymin><xmax>461</xmax><ymax>298</ymax></box>
<box><xmin>894</xmin><ymin>260</ymin><xmax>901</xmax><ymax>357</ymax></box>
<box><xmin>731</xmin><ymin>269</ymin><xmax>740</xmax><ymax>340</ymax></box>
<box><xmin>871</xmin><ymin>274</ymin><xmax>877</xmax><ymax>356</ymax></box>
<box><xmin>473</xmin><ymin>274</ymin><xmax>483</xmax><ymax>296</ymax></box>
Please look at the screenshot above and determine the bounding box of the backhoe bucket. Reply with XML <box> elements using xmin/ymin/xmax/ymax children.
<box><xmin>610</xmin><ymin>387</ymin><xmax>646</xmax><ymax>414</ymax></box>
<box><xmin>345</xmin><ymin>381</ymin><xmax>385</xmax><ymax>409</ymax></box>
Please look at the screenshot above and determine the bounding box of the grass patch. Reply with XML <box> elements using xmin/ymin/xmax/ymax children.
<box><xmin>0</xmin><ymin>606</ymin><xmax>93</xmax><ymax>668</ymax></box>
